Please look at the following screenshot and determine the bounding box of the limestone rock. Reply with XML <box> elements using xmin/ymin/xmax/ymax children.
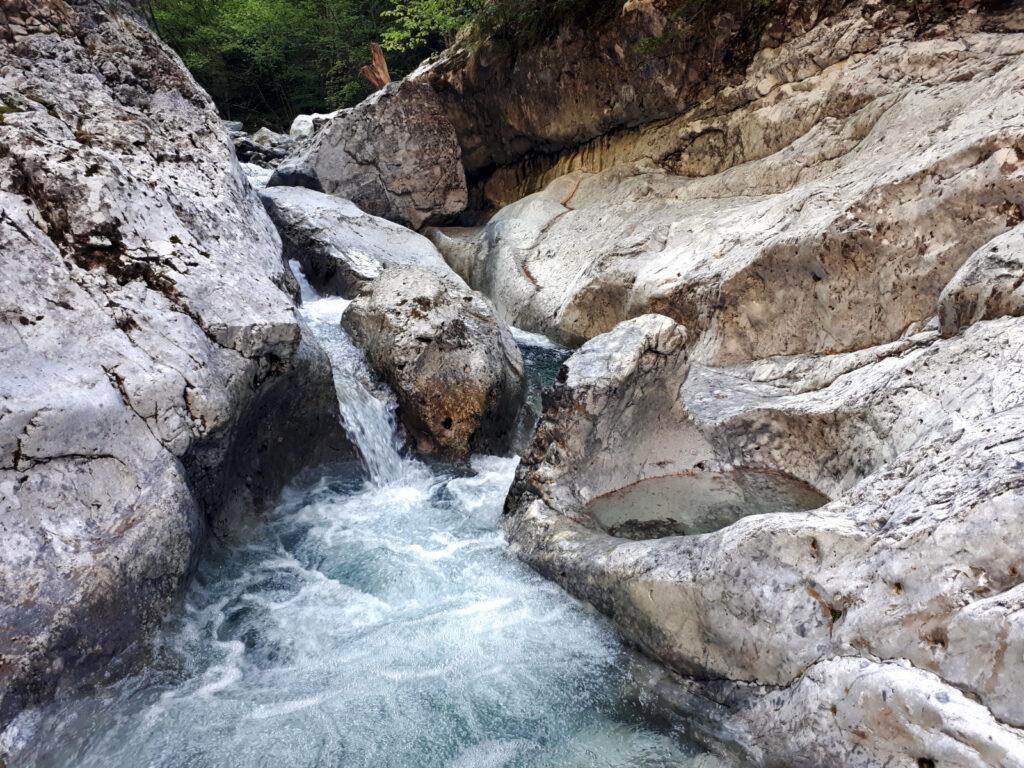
<box><xmin>288</xmin><ymin>110</ymin><xmax>339</xmax><ymax>139</ymax></box>
<box><xmin>505</xmin><ymin>312</ymin><xmax>1024</xmax><ymax>766</ymax></box>
<box><xmin>416</xmin><ymin>0</ymin><xmax>837</xmax><ymax>175</ymax></box>
<box><xmin>939</xmin><ymin>223</ymin><xmax>1024</xmax><ymax>337</ymax></box>
<box><xmin>0</xmin><ymin>0</ymin><xmax>349</xmax><ymax>735</ymax></box>
<box><xmin>342</xmin><ymin>267</ymin><xmax>525</xmax><ymax>458</ymax></box>
<box><xmin>431</xmin><ymin>11</ymin><xmax>1024</xmax><ymax>360</ymax></box>
<box><xmin>260</xmin><ymin>186</ymin><xmax>457</xmax><ymax>298</ymax></box>
<box><xmin>270</xmin><ymin>80</ymin><xmax>467</xmax><ymax>229</ymax></box>
<box><xmin>252</xmin><ymin>126</ymin><xmax>289</xmax><ymax>147</ymax></box>
<box><xmin>241</xmin><ymin>162</ymin><xmax>274</xmax><ymax>189</ymax></box>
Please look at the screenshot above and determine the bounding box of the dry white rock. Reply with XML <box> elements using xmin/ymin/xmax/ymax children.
<box><xmin>506</xmin><ymin>312</ymin><xmax>1024</xmax><ymax>766</ymax></box>
<box><xmin>288</xmin><ymin>110</ymin><xmax>339</xmax><ymax>139</ymax></box>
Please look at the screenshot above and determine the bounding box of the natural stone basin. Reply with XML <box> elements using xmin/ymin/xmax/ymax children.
<box><xmin>584</xmin><ymin>469</ymin><xmax>830</xmax><ymax>540</ymax></box>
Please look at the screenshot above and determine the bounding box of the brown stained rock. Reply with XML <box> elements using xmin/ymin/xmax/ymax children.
<box><xmin>430</xmin><ymin>8</ymin><xmax>1024</xmax><ymax>359</ymax></box>
<box><xmin>342</xmin><ymin>267</ymin><xmax>525</xmax><ymax>459</ymax></box>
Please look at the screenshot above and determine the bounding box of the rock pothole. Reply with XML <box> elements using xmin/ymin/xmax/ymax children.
<box><xmin>584</xmin><ymin>467</ymin><xmax>830</xmax><ymax>540</ymax></box>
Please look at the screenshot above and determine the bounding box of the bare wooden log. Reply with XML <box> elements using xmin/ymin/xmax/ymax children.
<box><xmin>359</xmin><ymin>42</ymin><xmax>392</xmax><ymax>91</ymax></box>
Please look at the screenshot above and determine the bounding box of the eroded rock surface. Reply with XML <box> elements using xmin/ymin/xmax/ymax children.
<box><xmin>342</xmin><ymin>267</ymin><xmax>525</xmax><ymax>459</ymax></box>
<box><xmin>270</xmin><ymin>80</ymin><xmax>468</xmax><ymax>229</ymax></box>
<box><xmin>506</xmin><ymin>312</ymin><xmax>1024</xmax><ymax>766</ymax></box>
<box><xmin>0</xmin><ymin>0</ymin><xmax>348</xmax><ymax>736</ymax></box>
<box><xmin>431</xmin><ymin>5</ymin><xmax>1024</xmax><ymax>359</ymax></box>
<box><xmin>939</xmin><ymin>222</ymin><xmax>1024</xmax><ymax>337</ymax></box>
<box><xmin>416</xmin><ymin>0</ymin><xmax>834</xmax><ymax>177</ymax></box>
<box><xmin>260</xmin><ymin>186</ymin><xmax>455</xmax><ymax>298</ymax></box>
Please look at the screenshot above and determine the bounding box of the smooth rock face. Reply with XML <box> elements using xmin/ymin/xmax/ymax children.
<box><xmin>431</xmin><ymin>7</ymin><xmax>1024</xmax><ymax>359</ymax></box>
<box><xmin>0</xmin><ymin>0</ymin><xmax>349</xmax><ymax>735</ymax></box>
<box><xmin>270</xmin><ymin>80</ymin><xmax>468</xmax><ymax>229</ymax></box>
<box><xmin>505</xmin><ymin>312</ymin><xmax>1024</xmax><ymax>766</ymax></box>
<box><xmin>342</xmin><ymin>267</ymin><xmax>525</xmax><ymax>459</ymax></box>
<box><xmin>259</xmin><ymin>186</ymin><xmax>456</xmax><ymax>298</ymax></box>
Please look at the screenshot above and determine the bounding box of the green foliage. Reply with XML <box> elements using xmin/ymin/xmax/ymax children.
<box><xmin>153</xmin><ymin>0</ymin><xmax>436</xmax><ymax>130</ymax></box>
<box><xmin>380</xmin><ymin>0</ymin><xmax>478</xmax><ymax>51</ymax></box>
<box><xmin>379</xmin><ymin>0</ymin><xmax>622</xmax><ymax>54</ymax></box>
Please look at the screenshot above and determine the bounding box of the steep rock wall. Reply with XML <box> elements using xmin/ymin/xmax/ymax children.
<box><xmin>0</xmin><ymin>0</ymin><xmax>350</xmax><ymax>735</ymax></box>
<box><xmin>430</xmin><ymin>3</ymin><xmax>1024</xmax><ymax>359</ymax></box>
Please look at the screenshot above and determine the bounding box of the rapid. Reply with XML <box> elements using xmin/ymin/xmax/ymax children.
<box><xmin>6</xmin><ymin>265</ymin><xmax>710</xmax><ymax>768</ymax></box>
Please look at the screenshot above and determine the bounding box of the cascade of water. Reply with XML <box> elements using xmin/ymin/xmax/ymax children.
<box><xmin>290</xmin><ymin>262</ymin><xmax>416</xmax><ymax>486</ymax></box>
<box><xmin>5</xmin><ymin>262</ymin><xmax>710</xmax><ymax>768</ymax></box>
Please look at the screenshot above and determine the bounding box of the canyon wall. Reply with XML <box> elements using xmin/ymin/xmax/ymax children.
<box><xmin>0</xmin><ymin>0</ymin><xmax>350</xmax><ymax>733</ymax></box>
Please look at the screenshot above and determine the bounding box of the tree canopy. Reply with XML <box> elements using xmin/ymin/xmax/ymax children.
<box><xmin>152</xmin><ymin>0</ymin><xmax>443</xmax><ymax>130</ymax></box>
<box><xmin>152</xmin><ymin>0</ymin><xmax>624</xmax><ymax>130</ymax></box>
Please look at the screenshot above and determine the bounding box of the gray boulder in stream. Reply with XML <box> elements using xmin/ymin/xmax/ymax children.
<box><xmin>0</xmin><ymin>0</ymin><xmax>350</xmax><ymax>737</ymax></box>
<box><xmin>259</xmin><ymin>186</ymin><xmax>455</xmax><ymax>298</ymax></box>
<box><xmin>342</xmin><ymin>267</ymin><xmax>525</xmax><ymax>459</ymax></box>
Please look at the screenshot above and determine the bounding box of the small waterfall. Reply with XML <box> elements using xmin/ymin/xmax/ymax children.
<box><xmin>7</xmin><ymin>262</ymin><xmax>709</xmax><ymax>768</ymax></box>
<box><xmin>289</xmin><ymin>261</ymin><xmax>415</xmax><ymax>486</ymax></box>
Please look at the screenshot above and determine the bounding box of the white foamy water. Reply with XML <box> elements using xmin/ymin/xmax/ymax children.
<box><xmin>291</xmin><ymin>261</ymin><xmax>413</xmax><ymax>485</ymax></box>
<box><xmin>7</xmin><ymin>265</ymin><xmax>708</xmax><ymax>768</ymax></box>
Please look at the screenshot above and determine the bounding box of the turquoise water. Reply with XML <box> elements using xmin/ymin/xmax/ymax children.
<box><xmin>6</xmin><ymin>269</ymin><xmax>708</xmax><ymax>768</ymax></box>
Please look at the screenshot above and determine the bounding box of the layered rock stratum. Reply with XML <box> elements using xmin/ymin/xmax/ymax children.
<box><xmin>0</xmin><ymin>0</ymin><xmax>349</xmax><ymax>735</ymax></box>
<box><xmin>430</xmin><ymin>3</ymin><xmax>1024</xmax><ymax>354</ymax></box>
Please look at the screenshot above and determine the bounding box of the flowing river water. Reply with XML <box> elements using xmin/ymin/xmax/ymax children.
<box><xmin>6</xmin><ymin>267</ymin><xmax>712</xmax><ymax>767</ymax></box>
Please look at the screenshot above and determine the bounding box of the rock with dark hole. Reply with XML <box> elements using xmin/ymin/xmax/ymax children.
<box><xmin>342</xmin><ymin>266</ymin><xmax>525</xmax><ymax>459</ymax></box>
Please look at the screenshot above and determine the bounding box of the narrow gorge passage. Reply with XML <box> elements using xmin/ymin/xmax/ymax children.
<box><xmin>6</xmin><ymin>266</ymin><xmax>711</xmax><ymax>768</ymax></box>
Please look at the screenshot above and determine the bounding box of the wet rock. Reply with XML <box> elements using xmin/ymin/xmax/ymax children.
<box><xmin>0</xmin><ymin>0</ymin><xmax>350</xmax><ymax>737</ymax></box>
<box><xmin>270</xmin><ymin>80</ymin><xmax>468</xmax><ymax>229</ymax></box>
<box><xmin>259</xmin><ymin>186</ymin><xmax>455</xmax><ymax>298</ymax></box>
<box><xmin>505</xmin><ymin>312</ymin><xmax>1024</xmax><ymax>766</ymax></box>
<box><xmin>342</xmin><ymin>267</ymin><xmax>525</xmax><ymax>458</ymax></box>
<box><xmin>233</xmin><ymin>136</ymin><xmax>288</xmax><ymax>168</ymax></box>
